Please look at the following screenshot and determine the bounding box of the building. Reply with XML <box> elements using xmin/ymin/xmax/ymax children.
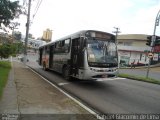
<box><xmin>21</xmin><ymin>38</ymin><xmax>46</xmax><ymax>49</ymax></box>
<box><xmin>117</xmin><ymin>34</ymin><xmax>160</xmax><ymax>67</ymax></box>
<box><xmin>42</xmin><ymin>29</ymin><xmax>52</xmax><ymax>42</ymax></box>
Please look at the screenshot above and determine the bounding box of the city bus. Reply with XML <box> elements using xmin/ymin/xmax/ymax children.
<box><xmin>38</xmin><ymin>30</ymin><xmax>118</xmax><ymax>80</ymax></box>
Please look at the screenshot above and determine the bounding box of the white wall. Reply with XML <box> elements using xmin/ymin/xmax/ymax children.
<box><xmin>118</xmin><ymin>51</ymin><xmax>149</xmax><ymax>66</ymax></box>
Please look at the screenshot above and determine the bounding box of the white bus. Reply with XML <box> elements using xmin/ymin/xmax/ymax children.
<box><xmin>38</xmin><ymin>30</ymin><xmax>118</xmax><ymax>80</ymax></box>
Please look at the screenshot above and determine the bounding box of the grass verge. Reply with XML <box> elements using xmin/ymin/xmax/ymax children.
<box><xmin>0</xmin><ymin>61</ymin><xmax>11</xmax><ymax>98</ymax></box>
<box><xmin>118</xmin><ymin>73</ymin><xmax>160</xmax><ymax>85</ymax></box>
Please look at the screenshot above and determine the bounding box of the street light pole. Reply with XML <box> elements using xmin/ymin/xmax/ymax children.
<box><xmin>24</xmin><ymin>0</ymin><xmax>31</xmax><ymax>64</ymax></box>
<box><xmin>146</xmin><ymin>9</ymin><xmax>160</xmax><ymax>78</ymax></box>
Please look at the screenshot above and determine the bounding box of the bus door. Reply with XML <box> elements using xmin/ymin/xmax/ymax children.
<box><xmin>49</xmin><ymin>45</ymin><xmax>54</xmax><ymax>68</ymax></box>
<box><xmin>71</xmin><ymin>38</ymin><xmax>80</xmax><ymax>76</ymax></box>
<box><xmin>39</xmin><ymin>48</ymin><xmax>43</xmax><ymax>65</ymax></box>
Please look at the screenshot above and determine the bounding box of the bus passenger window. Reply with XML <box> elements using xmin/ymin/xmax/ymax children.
<box><xmin>61</xmin><ymin>41</ymin><xmax>65</xmax><ymax>47</ymax></box>
<box><xmin>64</xmin><ymin>39</ymin><xmax>70</xmax><ymax>53</ymax></box>
<box><xmin>61</xmin><ymin>40</ymin><xmax>65</xmax><ymax>53</ymax></box>
<box><xmin>55</xmin><ymin>42</ymin><xmax>62</xmax><ymax>53</ymax></box>
<box><xmin>46</xmin><ymin>46</ymin><xmax>50</xmax><ymax>54</ymax></box>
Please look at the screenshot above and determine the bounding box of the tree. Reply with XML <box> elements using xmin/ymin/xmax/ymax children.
<box><xmin>0</xmin><ymin>42</ymin><xmax>24</xmax><ymax>58</ymax></box>
<box><xmin>14</xmin><ymin>31</ymin><xmax>21</xmax><ymax>40</ymax></box>
<box><xmin>12</xmin><ymin>42</ymin><xmax>24</xmax><ymax>54</ymax></box>
<box><xmin>0</xmin><ymin>0</ymin><xmax>22</xmax><ymax>30</ymax></box>
<box><xmin>0</xmin><ymin>44</ymin><xmax>12</xmax><ymax>58</ymax></box>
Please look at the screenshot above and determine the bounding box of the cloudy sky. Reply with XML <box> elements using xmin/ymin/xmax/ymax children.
<box><xmin>17</xmin><ymin>0</ymin><xmax>160</xmax><ymax>40</ymax></box>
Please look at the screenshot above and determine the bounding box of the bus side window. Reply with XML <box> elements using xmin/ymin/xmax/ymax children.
<box><xmin>46</xmin><ymin>46</ymin><xmax>50</xmax><ymax>54</ymax></box>
<box><xmin>55</xmin><ymin>42</ymin><xmax>61</xmax><ymax>53</ymax></box>
<box><xmin>54</xmin><ymin>39</ymin><xmax>70</xmax><ymax>53</ymax></box>
<box><xmin>64</xmin><ymin>39</ymin><xmax>70</xmax><ymax>53</ymax></box>
<box><xmin>74</xmin><ymin>38</ymin><xmax>80</xmax><ymax>53</ymax></box>
<box><xmin>61</xmin><ymin>40</ymin><xmax>65</xmax><ymax>53</ymax></box>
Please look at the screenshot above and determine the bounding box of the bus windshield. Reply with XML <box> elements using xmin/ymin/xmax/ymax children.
<box><xmin>87</xmin><ymin>38</ymin><xmax>118</xmax><ymax>67</ymax></box>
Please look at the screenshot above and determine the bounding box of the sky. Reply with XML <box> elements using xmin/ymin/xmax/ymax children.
<box><xmin>16</xmin><ymin>0</ymin><xmax>160</xmax><ymax>41</ymax></box>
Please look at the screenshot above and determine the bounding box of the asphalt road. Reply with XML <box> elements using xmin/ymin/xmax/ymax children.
<box><xmin>26</xmin><ymin>65</ymin><xmax>160</xmax><ymax>114</ymax></box>
<box><xmin>24</xmin><ymin>54</ymin><xmax>160</xmax><ymax>114</ymax></box>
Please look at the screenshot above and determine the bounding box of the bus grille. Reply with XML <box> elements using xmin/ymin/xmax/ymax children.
<box><xmin>92</xmin><ymin>74</ymin><xmax>115</xmax><ymax>78</ymax></box>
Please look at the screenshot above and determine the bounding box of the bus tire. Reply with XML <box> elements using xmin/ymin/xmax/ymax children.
<box><xmin>63</xmin><ymin>66</ymin><xmax>70</xmax><ymax>80</ymax></box>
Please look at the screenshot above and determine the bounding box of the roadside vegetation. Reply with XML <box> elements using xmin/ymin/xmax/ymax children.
<box><xmin>118</xmin><ymin>73</ymin><xmax>160</xmax><ymax>85</ymax></box>
<box><xmin>0</xmin><ymin>43</ymin><xmax>24</xmax><ymax>59</ymax></box>
<box><xmin>0</xmin><ymin>0</ymin><xmax>25</xmax><ymax>59</ymax></box>
<box><xmin>0</xmin><ymin>61</ymin><xmax>11</xmax><ymax>98</ymax></box>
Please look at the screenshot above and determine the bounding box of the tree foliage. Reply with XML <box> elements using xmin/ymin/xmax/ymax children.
<box><xmin>0</xmin><ymin>44</ymin><xmax>12</xmax><ymax>58</ymax></box>
<box><xmin>0</xmin><ymin>0</ymin><xmax>22</xmax><ymax>29</ymax></box>
<box><xmin>0</xmin><ymin>42</ymin><xmax>24</xmax><ymax>58</ymax></box>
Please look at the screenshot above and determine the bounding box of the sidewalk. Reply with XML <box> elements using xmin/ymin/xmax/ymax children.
<box><xmin>0</xmin><ymin>61</ymin><xmax>96</xmax><ymax>120</ymax></box>
<box><xmin>120</xmin><ymin>63</ymin><xmax>160</xmax><ymax>71</ymax></box>
<box><xmin>0</xmin><ymin>64</ymin><xmax>19</xmax><ymax>114</ymax></box>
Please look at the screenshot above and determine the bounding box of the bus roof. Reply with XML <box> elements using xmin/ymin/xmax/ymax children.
<box><xmin>39</xmin><ymin>30</ymin><xmax>114</xmax><ymax>49</ymax></box>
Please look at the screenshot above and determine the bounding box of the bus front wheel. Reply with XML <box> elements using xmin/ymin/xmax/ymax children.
<box><xmin>63</xmin><ymin>66</ymin><xmax>70</xmax><ymax>80</ymax></box>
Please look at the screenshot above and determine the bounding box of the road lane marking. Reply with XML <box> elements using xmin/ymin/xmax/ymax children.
<box><xmin>96</xmin><ymin>79</ymin><xmax>115</xmax><ymax>81</ymax></box>
<box><xmin>58</xmin><ymin>82</ymin><xmax>69</xmax><ymax>86</ymax></box>
<box><xmin>115</xmin><ymin>77</ymin><xmax>126</xmax><ymax>80</ymax></box>
<box><xmin>96</xmin><ymin>77</ymin><xmax>126</xmax><ymax>82</ymax></box>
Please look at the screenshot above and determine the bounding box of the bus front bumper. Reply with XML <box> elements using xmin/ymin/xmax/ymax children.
<box><xmin>78</xmin><ymin>67</ymin><xmax>118</xmax><ymax>80</ymax></box>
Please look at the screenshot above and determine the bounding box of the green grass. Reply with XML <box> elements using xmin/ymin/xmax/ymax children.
<box><xmin>0</xmin><ymin>61</ymin><xmax>11</xmax><ymax>98</ymax></box>
<box><xmin>118</xmin><ymin>73</ymin><xmax>160</xmax><ymax>85</ymax></box>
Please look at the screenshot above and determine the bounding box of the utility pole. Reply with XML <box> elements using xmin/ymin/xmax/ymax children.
<box><xmin>113</xmin><ymin>27</ymin><xmax>121</xmax><ymax>69</ymax></box>
<box><xmin>24</xmin><ymin>0</ymin><xmax>31</xmax><ymax>64</ymax></box>
<box><xmin>146</xmin><ymin>9</ymin><xmax>160</xmax><ymax>78</ymax></box>
<box><xmin>113</xmin><ymin>27</ymin><xmax>121</xmax><ymax>45</ymax></box>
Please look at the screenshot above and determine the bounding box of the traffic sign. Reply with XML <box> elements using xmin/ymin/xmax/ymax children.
<box><xmin>148</xmin><ymin>53</ymin><xmax>153</xmax><ymax>58</ymax></box>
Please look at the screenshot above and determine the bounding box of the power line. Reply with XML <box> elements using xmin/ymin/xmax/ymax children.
<box><xmin>32</xmin><ymin>0</ymin><xmax>43</xmax><ymax>21</ymax></box>
<box><xmin>23</xmin><ymin>0</ymin><xmax>27</xmax><ymax>6</ymax></box>
<box><xmin>33</xmin><ymin>0</ymin><xmax>41</xmax><ymax>16</ymax></box>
